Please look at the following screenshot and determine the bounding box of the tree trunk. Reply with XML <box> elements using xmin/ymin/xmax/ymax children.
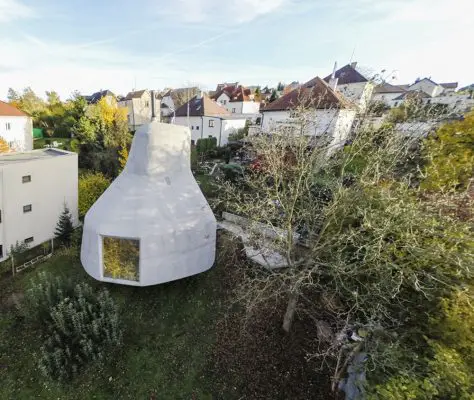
<box><xmin>282</xmin><ymin>292</ymin><xmax>298</xmax><ymax>333</ymax></box>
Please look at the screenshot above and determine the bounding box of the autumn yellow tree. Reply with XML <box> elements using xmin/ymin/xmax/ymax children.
<box><xmin>0</xmin><ymin>137</ymin><xmax>10</xmax><ymax>153</ymax></box>
<box><xmin>422</xmin><ymin>110</ymin><xmax>474</xmax><ymax>192</ymax></box>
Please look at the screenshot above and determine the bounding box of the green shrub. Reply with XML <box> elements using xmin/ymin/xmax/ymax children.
<box><xmin>196</xmin><ymin>137</ymin><xmax>217</xmax><ymax>159</ymax></box>
<box><xmin>422</xmin><ymin>110</ymin><xmax>474</xmax><ymax>192</ymax></box>
<box><xmin>23</xmin><ymin>273</ymin><xmax>123</xmax><ymax>381</ymax></box>
<box><xmin>78</xmin><ymin>172</ymin><xmax>111</xmax><ymax>218</ymax></box>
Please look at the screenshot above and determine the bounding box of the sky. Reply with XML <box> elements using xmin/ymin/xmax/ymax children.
<box><xmin>1</xmin><ymin>0</ymin><xmax>473</xmax><ymax>100</ymax></box>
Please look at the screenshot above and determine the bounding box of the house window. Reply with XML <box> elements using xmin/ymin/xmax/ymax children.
<box><xmin>145</xmin><ymin>101</ymin><xmax>150</xmax><ymax>108</ymax></box>
<box><xmin>103</xmin><ymin>237</ymin><xmax>140</xmax><ymax>282</ymax></box>
<box><xmin>196</xmin><ymin>126</ymin><xmax>199</xmax><ymax>130</ymax></box>
<box><xmin>24</xmin><ymin>237</ymin><xmax>34</xmax><ymax>244</ymax></box>
<box><xmin>0</xmin><ymin>209</ymin><xmax>2</xmax><ymax>223</ymax></box>
<box><xmin>5</xmin><ymin>122</ymin><xmax>11</xmax><ymax>130</ymax></box>
<box><xmin>222</xmin><ymin>100</ymin><xmax>227</xmax><ymax>105</ymax></box>
<box><xmin>394</xmin><ymin>102</ymin><xmax>398</xmax><ymax>107</ymax></box>
<box><xmin>22</xmin><ymin>175</ymin><xmax>31</xmax><ymax>183</ymax></box>
<box><xmin>0</xmin><ymin>245</ymin><xmax>3</xmax><ymax>258</ymax></box>
<box><xmin>209</xmin><ymin>120</ymin><xmax>214</xmax><ymax>127</ymax></box>
<box><xmin>191</xmin><ymin>126</ymin><xmax>194</xmax><ymax>130</ymax></box>
<box><xmin>23</xmin><ymin>204</ymin><xmax>32</xmax><ymax>213</ymax></box>
<box><xmin>232</xmin><ymin>108</ymin><xmax>236</xmax><ymax>113</ymax></box>
<box><xmin>427</xmin><ymin>99</ymin><xmax>431</xmax><ymax>104</ymax></box>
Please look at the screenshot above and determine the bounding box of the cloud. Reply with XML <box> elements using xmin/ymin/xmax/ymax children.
<box><xmin>156</xmin><ymin>0</ymin><xmax>290</xmax><ymax>24</ymax></box>
<box><xmin>0</xmin><ymin>0</ymin><xmax>35</xmax><ymax>22</ymax></box>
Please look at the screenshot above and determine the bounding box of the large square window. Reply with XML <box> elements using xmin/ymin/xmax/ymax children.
<box><xmin>103</xmin><ymin>237</ymin><xmax>140</xmax><ymax>281</ymax></box>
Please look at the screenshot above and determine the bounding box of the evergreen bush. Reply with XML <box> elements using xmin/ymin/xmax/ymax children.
<box><xmin>23</xmin><ymin>273</ymin><xmax>123</xmax><ymax>381</ymax></box>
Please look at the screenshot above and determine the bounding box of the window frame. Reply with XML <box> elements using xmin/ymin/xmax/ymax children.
<box><xmin>208</xmin><ymin>119</ymin><xmax>215</xmax><ymax>128</ymax></box>
<box><xmin>24</xmin><ymin>237</ymin><xmax>34</xmax><ymax>244</ymax></box>
<box><xmin>23</xmin><ymin>204</ymin><xmax>32</xmax><ymax>213</ymax></box>
<box><xmin>22</xmin><ymin>175</ymin><xmax>31</xmax><ymax>183</ymax></box>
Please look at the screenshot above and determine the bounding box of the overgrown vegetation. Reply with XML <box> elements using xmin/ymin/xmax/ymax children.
<box><xmin>218</xmin><ymin>109</ymin><xmax>474</xmax><ymax>398</ymax></box>
<box><xmin>422</xmin><ymin>110</ymin><xmax>474</xmax><ymax>192</ymax></box>
<box><xmin>78</xmin><ymin>172</ymin><xmax>110</xmax><ymax>218</ymax></box>
<box><xmin>22</xmin><ymin>272</ymin><xmax>122</xmax><ymax>381</ymax></box>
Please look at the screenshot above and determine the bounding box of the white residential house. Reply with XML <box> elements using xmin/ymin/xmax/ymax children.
<box><xmin>315</xmin><ymin>62</ymin><xmax>374</xmax><ymax>112</ymax></box>
<box><xmin>0</xmin><ymin>101</ymin><xmax>33</xmax><ymax>152</ymax></box>
<box><xmin>260</xmin><ymin>77</ymin><xmax>357</xmax><ymax>150</ymax></box>
<box><xmin>212</xmin><ymin>85</ymin><xmax>261</xmax><ymax>114</ymax></box>
<box><xmin>172</xmin><ymin>95</ymin><xmax>247</xmax><ymax>146</ymax></box>
<box><xmin>0</xmin><ymin>149</ymin><xmax>79</xmax><ymax>261</ymax></box>
<box><xmin>159</xmin><ymin>87</ymin><xmax>200</xmax><ymax>122</ymax></box>
<box><xmin>372</xmin><ymin>83</ymin><xmax>408</xmax><ymax>106</ymax></box>
<box><xmin>384</xmin><ymin>79</ymin><xmax>474</xmax><ymax>111</ymax></box>
<box><xmin>118</xmin><ymin>89</ymin><xmax>160</xmax><ymax>130</ymax></box>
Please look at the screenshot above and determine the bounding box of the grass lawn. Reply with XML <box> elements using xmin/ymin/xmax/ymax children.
<box><xmin>0</xmin><ymin>238</ymin><xmax>234</xmax><ymax>399</ymax></box>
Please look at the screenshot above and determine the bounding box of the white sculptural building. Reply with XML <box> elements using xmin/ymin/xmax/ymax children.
<box><xmin>80</xmin><ymin>119</ymin><xmax>216</xmax><ymax>286</ymax></box>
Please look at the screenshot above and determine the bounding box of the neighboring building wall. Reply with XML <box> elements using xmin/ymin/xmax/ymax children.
<box><xmin>173</xmin><ymin>116</ymin><xmax>223</xmax><ymax>143</ymax></box>
<box><xmin>430</xmin><ymin>94</ymin><xmax>474</xmax><ymax>112</ymax></box>
<box><xmin>229</xmin><ymin>101</ymin><xmax>243</xmax><ymax>114</ymax></box>
<box><xmin>336</xmin><ymin>82</ymin><xmax>373</xmax><ymax>112</ymax></box>
<box><xmin>172</xmin><ymin>116</ymin><xmax>246</xmax><ymax>146</ymax></box>
<box><xmin>0</xmin><ymin>116</ymin><xmax>33</xmax><ymax>152</ymax></box>
<box><xmin>241</xmin><ymin>101</ymin><xmax>261</xmax><ymax>114</ymax></box>
<box><xmin>220</xmin><ymin>119</ymin><xmax>247</xmax><ymax>146</ymax></box>
<box><xmin>262</xmin><ymin>109</ymin><xmax>355</xmax><ymax>144</ymax></box>
<box><xmin>216</xmin><ymin>93</ymin><xmax>231</xmax><ymax>111</ymax></box>
<box><xmin>0</xmin><ymin>150</ymin><xmax>78</xmax><ymax>261</ymax></box>
<box><xmin>119</xmin><ymin>91</ymin><xmax>160</xmax><ymax>129</ymax></box>
<box><xmin>372</xmin><ymin>92</ymin><xmax>405</xmax><ymax>105</ymax></box>
<box><xmin>408</xmin><ymin>80</ymin><xmax>443</xmax><ymax>97</ymax></box>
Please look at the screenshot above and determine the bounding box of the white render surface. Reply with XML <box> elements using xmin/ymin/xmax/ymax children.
<box><xmin>173</xmin><ymin>116</ymin><xmax>247</xmax><ymax>146</ymax></box>
<box><xmin>81</xmin><ymin>121</ymin><xmax>216</xmax><ymax>286</ymax></box>
<box><xmin>0</xmin><ymin>115</ymin><xmax>33</xmax><ymax>152</ymax></box>
<box><xmin>261</xmin><ymin>109</ymin><xmax>356</xmax><ymax>149</ymax></box>
<box><xmin>0</xmin><ymin>149</ymin><xmax>78</xmax><ymax>261</ymax></box>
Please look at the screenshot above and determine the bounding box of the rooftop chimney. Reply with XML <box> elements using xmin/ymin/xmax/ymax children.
<box><xmin>350</xmin><ymin>61</ymin><xmax>357</xmax><ymax>69</ymax></box>
<box><xmin>150</xmin><ymin>89</ymin><xmax>156</xmax><ymax>120</ymax></box>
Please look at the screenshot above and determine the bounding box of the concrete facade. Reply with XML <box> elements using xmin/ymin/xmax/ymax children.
<box><xmin>81</xmin><ymin>121</ymin><xmax>216</xmax><ymax>286</ymax></box>
<box><xmin>0</xmin><ymin>149</ymin><xmax>78</xmax><ymax>261</ymax></box>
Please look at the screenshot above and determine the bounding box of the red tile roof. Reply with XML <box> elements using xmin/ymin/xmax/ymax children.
<box><xmin>175</xmin><ymin>94</ymin><xmax>230</xmax><ymax>117</ymax></box>
<box><xmin>212</xmin><ymin>85</ymin><xmax>252</xmax><ymax>102</ymax></box>
<box><xmin>0</xmin><ymin>101</ymin><xmax>28</xmax><ymax>117</ymax></box>
<box><xmin>262</xmin><ymin>77</ymin><xmax>352</xmax><ymax>112</ymax></box>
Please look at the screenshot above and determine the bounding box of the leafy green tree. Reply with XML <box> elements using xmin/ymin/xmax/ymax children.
<box><xmin>7</xmin><ymin>88</ymin><xmax>20</xmax><ymax>103</ymax></box>
<box><xmin>46</xmin><ymin>91</ymin><xmax>60</xmax><ymax>106</ymax></box>
<box><xmin>78</xmin><ymin>172</ymin><xmax>110</xmax><ymax>217</ymax></box>
<box><xmin>269</xmin><ymin>89</ymin><xmax>278</xmax><ymax>102</ymax></box>
<box><xmin>55</xmin><ymin>204</ymin><xmax>74</xmax><ymax>245</ymax></box>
